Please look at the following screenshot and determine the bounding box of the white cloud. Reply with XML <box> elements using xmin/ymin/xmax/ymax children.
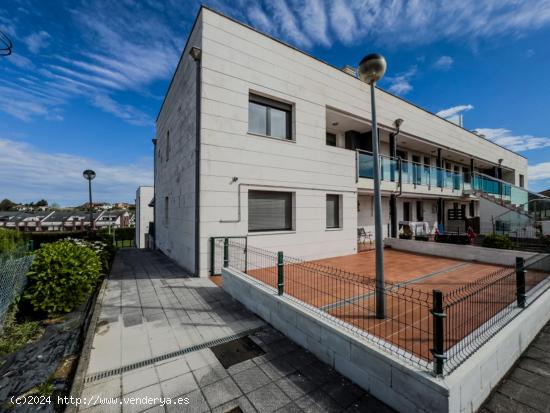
<box><xmin>437</xmin><ymin>104</ymin><xmax>474</xmax><ymax>118</ymax></box>
<box><xmin>247</xmin><ymin>5</ymin><xmax>273</xmax><ymax>34</ymax></box>
<box><xmin>299</xmin><ymin>0</ymin><xmax>330</xmax><ymax>47</ymax></box>
<box><xmin>528</xmin><ymin>162</ymin><xmax>550</xmax><ymax>181</ymax></box>
<box><xmin>0</xmin><ymin>138</ymin><xmax>152</xmax><ymax>206</ymax></box>
<box><xmin>265</xmin><ymin>1</ymin><xmax>312</xmax><ymax>48</ymax></box>
<box><xmin>91</xmin><ymin>94</ymin><xmax>153</xmax><ymax>127</ymax></box>
<box><xmin>474</xmin><ymin>128</ymin><xmax>550</xmax><ymax>152</ymax></box>
<box><xmin>330</xmin><ymin>0</ymin><xmax>358</xmax><ymax>44</ymax></box>
<box><xmin>434</xmin><ymin>55</ymin><xmax>454</xmax><ymax>70</ymax></box>
<box><xmin>384</xmin><ymin>66</ymin><xmax>417</xmax><ymax>95</ymax></box>
<box><xmin>24</xmin><ymin>30</ymin><xmax>50</xmax><ymax>53</ymax></box>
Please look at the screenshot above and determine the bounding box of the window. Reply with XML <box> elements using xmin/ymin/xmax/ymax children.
<box><xmin>519</xmin><ymin>174</ymin><xmax>525</xmax><ymax>188</ymax></box>
<box><xmin>248</xmin><ymin>190</ymin><xmax>293</xmax><ymax>232</ymax></box>
<box><xmin>166</xmin><ymin>130</ymin><xmax>170</xmax><ymax>161</ymax></box>
<box><xmin>248</xmin><ymin>94</ymin><xmax>292</xmax><ymax>140</ymax></box>
<box><xmin>164</xmin><ymin>196</ymin><xmax>169</xmax><ymax>226</ymax></box>
<box><xmin>416</xmin><ymin>201</ymin><xmax>423</xmax><ymax>221</ymax></box>
<box><xmin>403</xmin><ymin>202</ymin><xmax>411</xmax><ymax>222</ymax></box>
<box><xmin>326</xmin><ymin>132</ymin><xmax>337</xmax><ymax>147</ymax></box>
<box><xmin>326</xmin><ymin>194</ymin><xmax>341</xmax><ymax>229</ymax></box>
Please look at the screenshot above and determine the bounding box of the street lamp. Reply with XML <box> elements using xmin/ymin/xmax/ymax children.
<box><xmin>83</xmin><ymin>169</ymin><xmax>96</xmax><ymax>232</ymax></box>
<box><xmin>358</xmin><ymin>53</ymin><xmax>387</xmax><ymax>319</ymax></box>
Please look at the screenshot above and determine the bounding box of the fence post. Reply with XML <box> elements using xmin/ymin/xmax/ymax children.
<box><xmin>223</xmin><ymin>238</ymin><xmax>229</xmax><ymax>268</ymax></box>
<box><xmin>244</xmin><ymin>238</ymin><xmax>248</xmax><ymax>274</ymax></box>
<box><xmin>431</xmin><ymin>289</ymin><xmax>446</xmax><ymax>375</ymax></box>
<box><xmin>516</xmin><ymin>257</ymin><xmax>526</xmax><ymax>308</ymax></box>
<box><xmin>210</xmin><ymin>237</ymin><xmax>215</xmax><ymax>275</ymax></box>
<box><xmin>277</xmin><ymin>251</ymin><xmax>284</xmax><ymax>296</ymax></box>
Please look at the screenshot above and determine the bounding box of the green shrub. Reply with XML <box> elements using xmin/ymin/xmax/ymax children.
<box><xmin>63</xmin><ymin>237</ymin><xmax>114</xmax><ymax>273</ymax></box>
<box><xmin>0</xmin><ymin>228</ymin><xmax>25</xmax><ymax>254</ymax></box>
<box><xmin>25</xmin><ymin>241</ymin><xmax>102</xmax><ymax>315</ymax></box>
<box><xmin>482</xmin><ymin>234</ymin><xmax>513</xmax><ymax>250</ymax></box>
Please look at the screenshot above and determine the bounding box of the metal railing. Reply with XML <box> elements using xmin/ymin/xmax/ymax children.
<box><xmin>216</xmin><ymin>238</ymin><xmax>436</xmax><ymax>370</ymax></box>
<box><xmin>216</xmin><ymin>238</ymin><xmax>550</xmax><ymax>375</ymax></box>
<box><xmin>442</xmin><ymin>253</ymin><xmax>550</xmax><ymax>373</ymax></box>
<box><xmin>357</xmin><ymin>151</ymin><xmax>464</xmax><ymax>192</ymax></box>
<box><xmin>0</xmin><ymin>244</ymin><xmax>34</xmax><ymax>328</ymax></box>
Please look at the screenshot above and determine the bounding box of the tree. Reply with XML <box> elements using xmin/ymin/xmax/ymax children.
<box><xmin>35</xmin><ymin>199</ymin><xmax>48</xmax><ymax>207</ymax></box>
<box><xmin>0</xmin><ymin>199</ymin><xmax>16</xmax><ymax>211</ymax></box>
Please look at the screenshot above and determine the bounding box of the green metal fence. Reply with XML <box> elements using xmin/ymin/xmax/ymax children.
<box><xmin>0</xmin><ymin>245</ymin><xmax>34</xmax><ymax>327</ymax></box>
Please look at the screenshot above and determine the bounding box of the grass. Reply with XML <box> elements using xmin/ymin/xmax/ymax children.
<box><xmin>0</xmin><ymin>302</ymin><xmax>43</xmax><ymax>358</ymax></box>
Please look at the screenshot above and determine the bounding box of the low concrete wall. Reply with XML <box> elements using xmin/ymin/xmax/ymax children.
<box><xmin>384</xmin><ymin>237</ymin><xmax>545</xmax><ymax>266</ymax></box>
<box><xmin>222</xmin><ymin>267</ymin><xmax>550</xmax><ymax>413</ymax></box>
<box><xmin>222</xmin><ymin>267</ymin><xmax>449</xmax><ymax>412</ymax></box>
<box><xmin>446</xmin><ymin>281</ymin><xmax>550</xmax><ymax>412</ymax></box>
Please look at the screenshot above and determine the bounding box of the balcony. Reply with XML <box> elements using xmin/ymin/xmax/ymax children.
<box><xmin>357</xmin><ymin>151</ymin><xmax>465</xmax><ymax>195</ymax></box>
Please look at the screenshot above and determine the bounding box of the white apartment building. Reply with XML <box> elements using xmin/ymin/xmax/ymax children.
<box><xmin>135</xmin><ymin>186</ymin><xmax>154</xmax><ymax>248</ymax></box>
<box><xmin>154</xmin><ymin>6</ymin><xmax>530</xmax><ymax>277</ymax></box>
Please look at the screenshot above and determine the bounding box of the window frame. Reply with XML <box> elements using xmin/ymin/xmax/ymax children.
<box><xmin>248</xmin><ymin>190</ymin><xmax>294</xmax><ymax>233</ymax></box>
<box><xmin>326</xmin><ymin>132</ymin><xmax>337</xmax><ymax>147</ymax></box>
<box><xmin>248</xmin><ymin>93</ymin><xmax>293</xmax><ymax>140</ymax></box>
<box><xmin>326</xmin><ymin>194</ymin><xmax>342</xmax><ymax>229</ymax></box>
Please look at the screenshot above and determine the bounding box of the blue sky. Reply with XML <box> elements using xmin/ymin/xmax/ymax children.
<box><xmin>1</xmin><ymin>0</ymin><xmax>550</xmax><ymax>206</ymax></box>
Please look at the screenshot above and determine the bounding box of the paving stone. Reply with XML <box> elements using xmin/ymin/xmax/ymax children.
<box><xmin>247</xmin><ymin>382</ymin><xmax>292</xmax><ymax>413</ymax></box>
<box><xmin>496</xmin><ymin>380</ymin><xmax>548</xmax><ymax>412</ymax></box>
<box><xmin>211</xmin><ymin>395</ymin><xmax>257</xmax><ymax>413</ymax></box>
<box><xmin>155</xmin><ymin>357</ymin><xmax>190</xmax><ymax>382</ymax></box>
<box><xmin>122</xmin><ymin>383</ymin><xmax>162</xmax><ymax>413</ymax></box>
<box><xmin>201</xmin><ymin>377</ymin><xmax>243</xmax><ymax>408</ymax></box>
<box><xmin>160</xmin><ymin>372</ymin><xmax>198</xmax><ymax>399</ymax></box>
<box><xmin>275</xmin><ymin>372</ymin><xmax>316</xmax><ymax>401</ymax></box>
<box><xmin>232</xmin><ymin>365</ymin><xmax>272</xmax><ymax>393</ymax></box>
<box><xmin>258</xmin><ymin>357</ymin><xmax>297</xmax><ymax>381</ymax></box>
<box><xmin>295</xmin><ymin>389</ymin><xmax>341</xmax><ymax>413</ymax></box>
<box><xmin>274</xmin><ymin>403</ymin><xmax>303</xmax><ymax>413</ymax></box>
<box><xmin>484</xmin><ymin>391</ymin><xmax>539</xmax><ymax>413</ymax></box>
<box><xmin>165</xmin><ymin>389</ymin><xmax>209</xmax><ymax>413</ymax></box>
<box><xmin>510</xmin><ymin>367</ymin><xmax>550</xmax><ymax>396</ymax></box>
<box><xmin>321</xmin><ymin>376</ymin><xmax>365</xmax><ymax>407</ymax></box>
<box><xmin>227</xmin><ymin>359</ymin><xmax>256</xmax><ymax>376</ymax></box>
<box><xmin>192</xmin><ymin>363</ymin><xmax>229</xmax><ymax>387</ymax></box>
<box><xmin>122</xmin><ymin>367</ymin><xmax>159</xmax><ymax>395</ymax></box>
<box><xmin>343</xmin><ymin>394</ymin><xmax>396</xmax><ymax>413</ymax></box>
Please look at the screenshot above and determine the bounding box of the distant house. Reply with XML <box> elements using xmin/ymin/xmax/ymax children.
<box><xmin>0</xmin><ymin>210</ymin><xmax>130</xmax><ymax>232</ymax></box>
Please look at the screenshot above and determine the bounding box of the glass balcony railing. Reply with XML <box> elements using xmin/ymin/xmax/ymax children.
<box><xmin>357</xmin><ymin>151</ymin><xmax>464</xmax><ymax>191</ymax></box>
<box><xmin>472</xmin><ymin>172</ymin><xmax>529</xmax><ymax>210</ymax></box>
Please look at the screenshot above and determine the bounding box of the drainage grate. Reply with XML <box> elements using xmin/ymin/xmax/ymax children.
<box><xmin>84</xmin><ymin>326</ymin><xmax>264</xmax><ymax>383</ymax></box>
<box><xmin>211</xmin><ymin>336</ymin><xmax>265</xmax><ymax>369</ymax></box>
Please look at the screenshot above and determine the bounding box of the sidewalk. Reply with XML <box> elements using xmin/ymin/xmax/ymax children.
<box><xmin>76</xmin><ymin>249</ymin><xmax>392</xmax><ymax>412</ymax></box>
<box><xmin>481</xmin><ymin>320</ymin><xmax>550</xmax><ymax>413</ymax></box>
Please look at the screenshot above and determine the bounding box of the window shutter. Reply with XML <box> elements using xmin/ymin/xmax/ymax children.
<box><xmin>326</xmin><ymin>194</ymin><xmax>339</xmax><ymax>228</ymax></box>
<box><xmin>249</xmin><ymin>191</ymin><xmax>292</xmax><ymax>231</ymax></box>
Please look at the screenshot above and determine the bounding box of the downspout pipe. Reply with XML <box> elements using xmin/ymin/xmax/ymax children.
<box><xmin>190</xmin><ymin>46</ymin><xmax>202</xmax><ymax>277</ymax></box>
<box><xmin>152</xmin><ymin>138</ymin><xmax>157</xmax><ymax>249</ymax></box>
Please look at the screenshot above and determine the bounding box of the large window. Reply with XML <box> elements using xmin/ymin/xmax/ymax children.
<box><xmin>248</xmin><ymin>190</ymin><xmax>293</xmax><ymax>232</ymax></box>
<box><xmin>248</xmin><ymin>94</ymin><xmax>292</xmax><ymax>140</ymax></box>
<box><xmin>326</xmin><ymin>194</ymin><xmax>341</xmax><ymax>229</ymax></box>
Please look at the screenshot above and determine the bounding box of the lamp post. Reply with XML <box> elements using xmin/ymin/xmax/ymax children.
<box><xmin>83</xmin><ymin>169</ymin><xmax>96</xmax><ymax>233</ymax></box>
<box><xmin>358</xmin><ymin>53</ymin><xmax>387</xmax><ymax>319</ymax></box>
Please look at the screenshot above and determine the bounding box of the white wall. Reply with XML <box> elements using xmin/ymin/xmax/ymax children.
<box><xmin>135</xmin><ymin>186</ymin><xmax>154</xmax><ymax>249</ymax></box>
<box><xmin>155</xmin><ymin>13</ymin><xmax>202</xmax><ymax>274</ymax></box>
<box><xmin>156</xmin><ymin>7</ymin><xmax>528</xmax><ymax>276</ymax></box>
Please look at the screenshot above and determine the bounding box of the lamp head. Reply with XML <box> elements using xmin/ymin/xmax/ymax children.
<box><xmin>83</xmin><ymin>169</ymin><xmax>96</xmax><ymax>181</ymax></box>
<box><xmin>189</xmin><ymin>46</ymin><xmax>202</xmax><ymax>61</ymax></box>
<box><xmin>357</xmin><ymin>53</ymin><xmax>387</xmax><ymax>84</ymax></box>
<box><xmin>394</xmin><ymin>118</ymin><xmax>404</xmax><ymax>132</ymax></box>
